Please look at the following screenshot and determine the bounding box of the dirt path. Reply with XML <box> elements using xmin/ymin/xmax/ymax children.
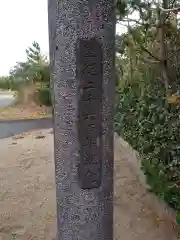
<box><xmin>0</xmin><ymin>130</ymin><xmax>179</xmax><ymax>239</ymax></box>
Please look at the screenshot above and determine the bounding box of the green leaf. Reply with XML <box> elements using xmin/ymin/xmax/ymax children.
<box><xmin>176</xmin><ymin>212</ymin><xmax>180</xmax><ymax>225</ymax></box>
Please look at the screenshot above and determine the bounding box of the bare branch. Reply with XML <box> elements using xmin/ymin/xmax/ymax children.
<box><xmin>127</xmin><ymin>28</ymin><xmax>162</xmax><ymax>61</ymax></box>
<box><xmin>168</xmin><ymin>46</ymin><xmax>180</xmax><ymax>59</ymax></box>
<box><xmin>118</xmin><ymin>22</ymin><xmax>128</xmax><ymax>28</ymax></box>
<box><xmin>156</xmin><ymin>76</ymin><xmax>165</xmax><ymax>84</ymax></box>
<box><xmin>171</xmin><ymin>0</ymin><xmax>176</xmax><ymax>8</ymax></box>
<box><xmin>122</xmin><ymin>18</ymin><xmax>142</xmax><ymax>25</ymax></box>
<box><xmin>122</xmin><ymin>18</ymin><xmax>156</xmax><ymax>28</ymax></box>
<box><xmin>139</xmin><ymin>56</ymin><xmax>160</xmax><ymax>64</ymax></box>
<box><xmin>124</xmin><ymin>24</ymin><xmax>161</xmax><ymax>61</ymax></box>
<box><xmin>139</xmin><ymin>45</ymin><xmax>161</xmax><ymax>61</ymax></box>
<box><xmin>160</xmin><ymin>6</ymin><xmax>180</xmax><ymax>13</ymax></box>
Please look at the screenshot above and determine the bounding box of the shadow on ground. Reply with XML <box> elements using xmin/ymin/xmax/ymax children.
<box><xmin>0</xmin><ymin>118</ymin><xmax>52</xmax><ymax>139</ymax></box>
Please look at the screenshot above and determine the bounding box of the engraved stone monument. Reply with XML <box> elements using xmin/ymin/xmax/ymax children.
<box><xmin>48</xmin><ymin>0</ymin><xmax>115</xmax><ymax>239</ymax></box>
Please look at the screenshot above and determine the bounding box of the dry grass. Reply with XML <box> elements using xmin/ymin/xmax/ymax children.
<box><xmin>0</xmin><ymin>84</ymin><xmax>52</xmax><ymax>120</ymax></box>
<box><xmin>0</xmin><ymin>103</ymin><xmax>52</xmax><ymax>120</ymax></box>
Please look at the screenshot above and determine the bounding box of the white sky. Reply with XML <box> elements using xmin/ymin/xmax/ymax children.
<box><xmin>0</xmin><ymin>0</ymin><xmax>125</xmax><ymax>76</ymax></box>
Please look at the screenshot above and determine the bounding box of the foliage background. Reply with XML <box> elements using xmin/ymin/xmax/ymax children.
<box><xmin>0</xmin><ymin>41</ymin><xmax>50</xmax><ymax>106</ymax></box>
<box><xmin>115</xmin><ymin>0</ymin><xmax>180</xmax><ymax>212</ymax></box>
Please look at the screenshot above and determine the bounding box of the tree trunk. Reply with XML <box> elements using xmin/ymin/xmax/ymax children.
<box><xmin>128</xmin><ymin>21</ymin><xmax>133</xmax><ymax>82</ymax></box>
<box><xmin>159</xmin><ymin>0</ymin><xmax>170</xmax><ymax>98</ymax></box>
<box><xmin>48</xmin><ymin>1</ymin><xmax>115</xmax><ymax>240</ymax></box>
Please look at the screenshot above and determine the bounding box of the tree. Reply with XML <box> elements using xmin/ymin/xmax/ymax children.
<box><xmin>26</xmin><ymin>41</ymin><xmax>47</xmax><ymax>64</ymax></box>
<box><xmin>114</xmin><ymin>0</ymin><xmax>180</xmax><ymax>214</ymax></box>
<box><xmin>9</xmin><ymin>61</ymin><xmax>32</xmax><ymax>80</ymax></box>
<box><xmin>10</xmin><ymin>42</ymin><xmax>50</xmax><ymax>85</ymax></box>
<box><xmin>116</xmin><ymin>0</ymin><xmax>180</xmax><ymax>99</ymax></box>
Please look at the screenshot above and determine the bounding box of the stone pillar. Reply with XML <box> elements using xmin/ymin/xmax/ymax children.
<box><xmin>48</xmin><ymin>0</ymin><xmax>115</xmax><ymax>239</ymax></box>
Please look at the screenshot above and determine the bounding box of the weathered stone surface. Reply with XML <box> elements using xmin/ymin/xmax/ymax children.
<box><xmin>48</xmin><ymin>0</ymin><xmax>115</xmax><ymax>239</ymax></box>
<box><xmin>77</xmin><ymin>38</ymin><xmax>103</xmax><ymax>190</ymax></box>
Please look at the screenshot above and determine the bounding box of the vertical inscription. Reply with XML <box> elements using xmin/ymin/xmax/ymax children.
<box><xmin>77</xmin><ymin>38</ymin><xmax>103</xmax><ymax>189</ymax></box>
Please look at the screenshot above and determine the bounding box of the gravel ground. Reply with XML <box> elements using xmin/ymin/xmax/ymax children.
<box><xmin>0</xmin><ymin>129</ymin><xmax>179</xmax><ymax>239</ymax></box>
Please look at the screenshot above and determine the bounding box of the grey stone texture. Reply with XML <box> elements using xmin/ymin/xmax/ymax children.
<box><xmin>48</xmin><ymin>0</ymin><xmax>116</xmax><ymax>239</ymax></box>
<box><xmin>77</xmin><ymin>38</ymin><xmax>103</xmax><ymax>190</ymax></box>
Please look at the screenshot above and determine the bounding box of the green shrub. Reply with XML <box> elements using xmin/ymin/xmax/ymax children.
<box><xmin>0</xmin><ymin>76</ymin><xmax>27</xmax><ymax>91</ymax></box>
<box><xmin>36</xmin><ymin>88</ymin><xmax>51</xmax><ymax>106</ymax></box>
<box><xmin>115</xmin><ymin>83</ymin><xmax>180</xmax><ymax>211</ymax></box>
<box><xmin>0</xmin><ymin>77</ymin><xmax>11</xmax><ymax>90</ymax></box>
